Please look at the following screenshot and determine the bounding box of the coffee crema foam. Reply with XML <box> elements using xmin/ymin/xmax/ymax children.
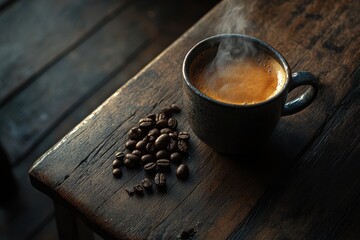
<box><xmin>189</xmin><ymin>48</ymin><xmax>286</xmax><ymax>105</ymax></box>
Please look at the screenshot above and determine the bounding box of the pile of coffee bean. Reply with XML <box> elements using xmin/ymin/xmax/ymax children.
<box><xmin>111</xmin><ymin>104</ymin><xmax>190</xmax><ymax>196</ymax></box>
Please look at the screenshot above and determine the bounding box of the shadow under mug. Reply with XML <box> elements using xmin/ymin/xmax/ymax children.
<box><xmin>182</xmin><ymin>34</ymin><xmax>318</xmax><ymax>154</ymax></box>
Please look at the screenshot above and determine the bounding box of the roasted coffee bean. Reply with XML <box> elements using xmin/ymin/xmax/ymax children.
<box><xmin>178</xmin><ymin>140</ymin><xmax>188</xmax><ymax>153</ymax></box>
<box><xmin>156</xmin><ymin>119</ymin><xmax>168</xmax><ymax>128</ymax></box>
<box><xmin>112</xmin><ymin>159</ymin><xmax>122</xmax><ymax>168</ymax></box>
<box><xmin>161</xmin><ymin>107</ymin><xmax>173</xmax><ymax>117</ymax></box>
<box><xmin>132</xmin><ymin>150</ymin><xmax>143</xmax><ymax>157</ymax></box>
<box><xmin>156</xmin><ymin>112</ymin><xmax>167</xmax><ymax>122</ymax></box>
<box><xmin>178</xmin><ymin>131</ymin><xmax>190</xmax><ymax>141</ymax></box>
<box><xmin>156</xmin><ymin>159</ymin><xmax>171</xmax><ymax>171</ymax></box>
<box><xmin>115</xmin><ymin>151</ymin><xmax>124</xmax><ymax>160</ymax></box>
<box><xmin>156</xmin><ymin>150</ymin><xmax>170</xmax><ymax>159</ymax></box>
<box><xmin>170</xmin><ymin>152</ymin><xmax>182</xmax><ymax>164</ymax></box>
<box><xmin>160</xmin><ymin>128</ymin><xmax>173</xmax><ymax>134</ymax></box>
<box><xmin>125</xmin><ymin>140</ymin><xmax>137</xmax><ymax>150</ymax></box>
<box><xmin>128</xmin><ymin>127</ymin><xmax>143</xmax><ymax>141</ymax></box>
<box><xmin>139</xmin><ymin>118</ymin><xmax>154</xmax><ymax>129</ymax></box>
<box><xmin>169</xmin><ymin>131</ymin><xmax>178</xmax><ymax>139</ymax></box>
<box><xmin>136</xmin><ymin>140</ymin><xmax>147</xmax><ymax>150</ymax></box>
<box><xmin>148</xmin><ymin>128</ymin><xmax>160</xmax><ymax>138</ymax></box>
<box><xmin>176</xmin><ymin>164</ymin><xmax>189</xmax><ymax>179</ymax></box>
<box><xmin>155</xmin><ymin>134</ymin><xmax>171</xmax><ymax>150</ymax></box>
<box><xmin>146</xmin><ymin>113</ymin><xmax>156</xmax><ymax>120</ymax></box>
<box><xmin>124</xmin><ymin>158</ymin><xmax>138</xmax><ymax>169</ymax></box>
<box><xmin>148</xmin><ymin>136</ymin><xmax>156</xmax><ymax>142</ymax></box>
<box><xmin>141</xmin><ymin>154</ymin><xmax>154</xmax><ymax>164</ymax></box>
<box><xmin>171</xmin><ymin>104</ymin><xmax>181</xmax><ymax>113</ymax></box>
<box><xmin>141</xmin><ymin>178</ymin><xmax>152</xmax><ymax>190</ymax></box>
<box><xmin>146</xmin><ymin>142</ymin><xmax>156</xmax><ymax>153</ymax></box>
<box><xmin>133</xmin><ymin>185</ymin><xmax>144</xmax><ymax>195</ymax></box>
<box><xmin>154</xmin><ymin>172</ymin><xmax>166</xmax><ymax>187</ymax></box>
<box><xmin>167</xmin><ymin>139</ymin><xmax>178</xmax><ymax>152</ymax></box>
<box><xmin>125</xmin><ymin>153</ymin><xmax>140</xmax><ymax>163</ymax></box>
<box><xmin>125</xmin><ymin>187</ymin><xmax>135</xmax><ymax>196</ymax></box>
<box><xmin>168</xmin><ymin>118</ymin><xmax>178</xmax><ymax>129</ymax></box>
<box><xmin>144</xmin><ymin>162</ymin><xmax>157</xmax><ymax>174</ymax></box>
<box><xmin>112</xmin><ymin>168</ymin><xmax>122</xmax><ymax>178</ymax></box>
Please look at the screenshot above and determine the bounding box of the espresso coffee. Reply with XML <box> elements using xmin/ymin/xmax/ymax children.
<box><xmin>189</xmin><ymin>48</ymin><xmax>286</xmax><ymax>105</ymax></box>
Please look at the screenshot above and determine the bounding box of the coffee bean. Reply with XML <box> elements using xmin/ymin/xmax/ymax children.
<box><xmin>168</xmin><ymin>118</ymin><xmax>178</xmax><ymax>129</ymax></box>
<box><xmin>112</xmin><ymin>168</ymin><xmax>122</xmax><ymax>178</ymax></box>
<box><xmin>154</xmin><ymin>172</ymin><xmax>166</xmax><ymax>187</ymax></box>
<box><xmin>136</xmin><ymin>140</ymin><xmax>147</xmax><ymax>151</ymax></box>
<box><xmin>146</xmin><ymin>113</ymin><xmax>156</xmax><ymax>120</ymax></box>
<box><xmin>112</xmin><ymin>159</ymin><xmax>122</xmax><ymax>168</ymax></box>
<box><xmin>124</xmin><ymin>158</ymin><xmax>137</xmax><ymax>169</ymax></box>
<box><xmin>169</xmin><ymin>131</ymin><xmax>178</xmax><ymax>139</ymax></box>
<box><xmin>126</xmin><ymin>140</ymin><xmax>137</xmax><ymax>151</ymax></box>
<box><xmin>176</xmin><ymin>164</ymin><xmax>189</xmax><ymax>179</ymax></box>
<box><xmin>156</xmin><ymin>150</ymin><xmax>170</xmax><ymax>159</ymax></box>
<box><xmin>171</xmin><ymin>104</ymin><xmax>181</xmax><ymax>113</ymax></box>
<box><xmin>148</xmin><ymin>128</ymin><xmax>160</xmax><ymax>138</ymax></box>
<box><xmin>128</xmin><ymin>127</ymin><xmax>143</xmax><ymax>141</ymax></box>
<box><xmin>115</xmin><ymin>151</ymin><xmax>124</xmax><ymax>160</ymax></box>
<box><xmin>148</xmin><ymin>136</ymin><xmax>156</xmax><ymax>142</ymax></box>
<box><xmin>156</xmin><ymin>159</ymin><xmax>171</xmax><ymax>171</ymax></box>
<box><xmin>125</xmin><ymin>153</ymin><xmax>140</xmax><ymax>163</ymax></box>
<box><xmin>144</xmin><ymin>162</ymin><xmax>157</xmax><ymax>174</ymax></box>
<box><xmin>178</xmin><ymin>140</ymin><xmax>188</xmax><ymax>153</ymax></box>
<box><xmin>125</xmin><ymin>187</ymin><xmax>135</xmax><ymax>196</ymax></box>
<box><xmin>133</xmin><ymin>185</ymin><xmax>144</xmax><ymax>195</ymax></box>
<box><xmin>132</xmin><ymin>150</ymin><xmax>143</xmax><ymax>157</ymax></box>
<box><xmin>156</xmin><ymin>119</ymin><xmax>168</xmax><ymax>129</ymax></box>
<box><xmin>139</xmin><ymin>118</ymin><xmax>154</xmax><ymax>129</ymax></box>
<box><xmin>161</xmin><ymin>107</ymin><xmax>173</xmax><ymax>117</ymax></box>
<box><xmin>178</xmin><ymin>131</ymin><xmax>190</xmax><ymax>141</ymax></box>
<box><xmin>155</xmin><ymin>134</ymin><xmax>171</xmax><ymax>150</ymax></box>
<box><xmin>167</xmin><ymin>139</ymin><xmax>178</xmax><ymax>152</ymax></box>
<box><xmin>160</xmin><ymin>128</ymin><xmax>173</xmax><ymax>134</ymax></box>
<box><xmin>141</xmin><ymin>154</ymin><xmax>154</xmax><ymax>164</ymax></box>
<box><xmin>170</xmin><ymin>152</ymin><xmax>182</xmax><ymax>164</ymax></box>
<box><xmin>146</xmin><ymin>142</ymin><xmax>156</xmax><ymax>153</ymax></box>
<box><xmin>141</xmin><ymin>178</ymin><xmax>152</xmax><ymax>190</ymax></box>
<box><xmin>156</xmin><ymin>112</ymin><xmax>167</xmax><ymax>122</ymax></box>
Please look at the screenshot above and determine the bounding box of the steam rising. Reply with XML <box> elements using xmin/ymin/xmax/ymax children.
<box><xmin>205</xmin><ymin>0</ymin><xmax>257</xmax><ymax>96</ymax></box>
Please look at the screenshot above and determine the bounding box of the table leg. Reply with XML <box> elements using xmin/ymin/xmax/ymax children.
<box><xmin>54</xmin><ymin>201</ymin><xmax>94</xmax><ymax>240</ymax></box>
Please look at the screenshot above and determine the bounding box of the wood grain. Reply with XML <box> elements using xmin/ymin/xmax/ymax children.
<box><xmin>0</xmin><ymin>2</ymin><xmax>155</xmax><ymax>163</ymax></box>
<box><xmin>0</xmin><ymin>0</ymin><xmax>129</xmax><ymax>105</ymax></box>
<box><xmin>29</xmin><ymin>0</ymin><xmax>360</xmax><ymax>239</ymax></box>
<box><xmin>1</xmin><ymin>1</ymin><xmax>219</xmax><ymax>239</ymax></box>
<box><xmin>230</xmin><ymin>73</ymin><xmax>360</xmax><ymax>240</ymax></box>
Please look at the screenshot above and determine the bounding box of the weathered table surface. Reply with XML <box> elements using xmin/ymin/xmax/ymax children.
<box><xmin>29</xmin><ymin>0</ymin><xmax>360</xmax><ymax>239</ymax></box>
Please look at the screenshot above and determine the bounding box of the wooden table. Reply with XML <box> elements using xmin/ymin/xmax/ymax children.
<box><xmin>29</xmin><ymin>0</ymin><xmax>360</xmax><ymax>239</ymax></box>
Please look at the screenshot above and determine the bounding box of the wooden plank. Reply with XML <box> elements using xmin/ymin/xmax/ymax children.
<box><xmin>29</xmin><ymin>0</ymin><xmax>360</xmax><ymax>239</ymax></box>
<box><xmin>229</xmin><ymin>71</ymin><xmax>360</xmax><ymax>240</ymax></box>
<box><xmin>0</xmin><ymin>0</ymin><xmax>129</xmax><ymax>105</ymax></box>
<box><xmin>0</xmin><ymin>2</ymin><xmax>218</xmax><ymax>239</ymax></box>
<box><xmin>54</xmin><ymin>202</ymin><xmax>94</xmax><ymax>240</ymax></box>
<box><xmin>0</xmin><ymin>2</ymin><xmax>153</xmax><ymax>163</ymax></box>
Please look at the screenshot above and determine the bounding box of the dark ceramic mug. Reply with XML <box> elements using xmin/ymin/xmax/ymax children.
<box><xmin>182</xmin><ymin>34</ymin><xmax>318</xmax><ymax>154</ymax></box>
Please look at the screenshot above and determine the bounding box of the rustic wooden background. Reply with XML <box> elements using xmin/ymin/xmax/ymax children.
<box><xmin>0</xmin><ymin>0</ymin><xmax>219</xmax><ymax>239</ymax></box>
<box><xmin>28</xmin><ymin>0</ymin><xmax>360</xmax><ymax>239</ymax></box>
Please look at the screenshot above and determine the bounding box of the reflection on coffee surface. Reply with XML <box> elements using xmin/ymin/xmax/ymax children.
<box><xmin>189</xmin><ymin>47</ymin><xmax>286</xmax><ymax>105</ymax></box>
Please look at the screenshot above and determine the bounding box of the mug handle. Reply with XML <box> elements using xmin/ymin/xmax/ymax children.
<box><xmin>282</xmin><ymin>71</ymin><xmax>319</xmax><ymax>116</ymax></box>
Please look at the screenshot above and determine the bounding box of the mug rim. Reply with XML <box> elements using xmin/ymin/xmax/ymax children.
<box><xmin>182</xmin><ymin>34</ymin><xmax>291</xmax><ymax>108</ymax></box>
